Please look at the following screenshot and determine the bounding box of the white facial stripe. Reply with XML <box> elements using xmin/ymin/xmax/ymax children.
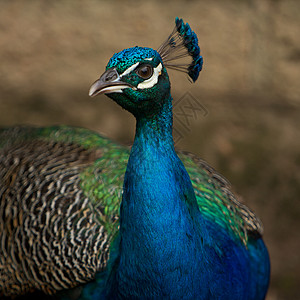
<box><xmin>120</xmin><ymin>62</ymin><xmax>140</xmax><ymax>78</ymax></box>
<box><xmin>137</xmin><ymin>63</ymin><xmax>162</xmax><ymax>90</ymax></box>
<box><xmin>144</xmin><ymin>57</ymin><xmax>154</xmax><ymax>61</ymax></box>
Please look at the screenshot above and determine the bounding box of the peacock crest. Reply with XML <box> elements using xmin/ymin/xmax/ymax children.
<box><xmin>157</xmin><ymin>17</ymin><xmax>203</xmax><ymax>82</ymax></box>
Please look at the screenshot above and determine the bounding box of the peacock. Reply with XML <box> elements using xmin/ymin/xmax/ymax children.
<box><xmin>0</xmin><ymin>18</ymin><xmax>270</xmax><ymax>299</ymax></box>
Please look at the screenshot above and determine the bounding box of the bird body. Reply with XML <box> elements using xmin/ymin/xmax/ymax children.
<box><xmin>0</xmin><ymin>18</ymin><xmax>270</xmax><ymax>299</ymax></box>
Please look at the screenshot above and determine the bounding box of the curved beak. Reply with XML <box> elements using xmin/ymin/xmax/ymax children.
<box><xmin>89</xmin><ymin>68</ymin><xmax>135</xmax><ymax>97</ymax></box>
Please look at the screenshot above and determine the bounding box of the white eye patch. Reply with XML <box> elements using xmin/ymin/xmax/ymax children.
<box><xmin>137</xmin><ymin>63</ymin><xmax>162</xmax><ymax>90</ymax></box>
<box><xmin>118</xmin><ymin>61</ymin><xmax>162</xmax><ymax>90</ymax></box>
<box><xmin>119</xmin><ymin>62</ymin><xmax>140</xmax><ymax>78</ymax></box>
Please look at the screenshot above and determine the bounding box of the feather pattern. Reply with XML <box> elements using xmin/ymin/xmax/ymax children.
<box><xmin>0</xmin><ymin>129</ymin><xmax>110</xmax><ymax>296</ymax></box>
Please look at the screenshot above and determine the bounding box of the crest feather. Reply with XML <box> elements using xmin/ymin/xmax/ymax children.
<box><xmin>157</xmin><ymin>17</ymin><xmax>203</xmax><ymax>82</ymax></box>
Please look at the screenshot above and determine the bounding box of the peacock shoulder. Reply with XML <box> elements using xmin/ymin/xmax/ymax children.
<box><xmin>179</xmin><ymin>151</ymin><xmax>263</xmax><ymax>246</ymax></box>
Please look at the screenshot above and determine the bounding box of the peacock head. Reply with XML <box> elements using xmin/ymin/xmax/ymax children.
<box><xmin>89</xmin><ymin>17</ymin><xmax>203</xmax><ymax>118</ymax></box>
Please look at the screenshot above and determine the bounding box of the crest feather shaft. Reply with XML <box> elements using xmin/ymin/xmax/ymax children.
<box><xmin>157</xmin><ymin>17</ymin><xmax>203</xmax><ymax>82</ymax></box>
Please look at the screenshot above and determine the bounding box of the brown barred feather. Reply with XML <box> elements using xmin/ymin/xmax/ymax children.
<box><xmin>0</xmin><ymin>140</ymin><xmax>108</xmax><ymax>297</ymax></box>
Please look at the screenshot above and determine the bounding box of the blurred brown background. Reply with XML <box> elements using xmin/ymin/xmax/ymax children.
<box><xmin>0</xmin><ymin>0</ymin><xmax>299</xmax><ymax>299</ymax></box>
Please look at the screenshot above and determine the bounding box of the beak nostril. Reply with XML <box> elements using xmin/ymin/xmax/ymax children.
<box><xmin>103</xmin><ymin>69</ymin><xmax>119</xmax><ymax>82</ymax></box>
<box><xmin>110</xmin><ymin>74</ymin><xmax>117</xmax><ymax>81</ymax></box>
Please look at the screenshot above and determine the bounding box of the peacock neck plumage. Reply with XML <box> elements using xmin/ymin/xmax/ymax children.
<box><xmin>133</xmin><ymin>92</ymin><xmax>174</xmax><ymax>153</ymax></box>
<box><xmin>106</xmin><ymin>92</ymin><xmax>206</xmax><ymax>298</ymax></box>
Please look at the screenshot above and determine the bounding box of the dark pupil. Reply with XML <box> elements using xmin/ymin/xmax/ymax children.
<box><xmin>138</xmin><ymin>65</ymin><xmax>152</xmax><ymax>79</ymax></box>
<box><xmin>140</xmin><ymin>67</ymin><xmax>149</xmax><ymax>76</ymax></box>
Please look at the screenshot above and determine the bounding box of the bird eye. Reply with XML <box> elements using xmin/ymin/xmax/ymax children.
<box><xmin>136</xmin><ymin>64</ymin><xmax>153</xmax><ymax>79</ymax></box>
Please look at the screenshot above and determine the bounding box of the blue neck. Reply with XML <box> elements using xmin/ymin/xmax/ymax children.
<box><xmin>133</xmin><ymin>94</ymin><xmax>175</xmax><ymax>155</ymax></box>
<box><xmin>84</xmin><ymin>93</ymin><xmax>270</xmax><ymax>300</ymax></box>
<box><xmin>107</xmin><ymin>93</ymin><xmax>204</xmax><ymax>298</ymax></box>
